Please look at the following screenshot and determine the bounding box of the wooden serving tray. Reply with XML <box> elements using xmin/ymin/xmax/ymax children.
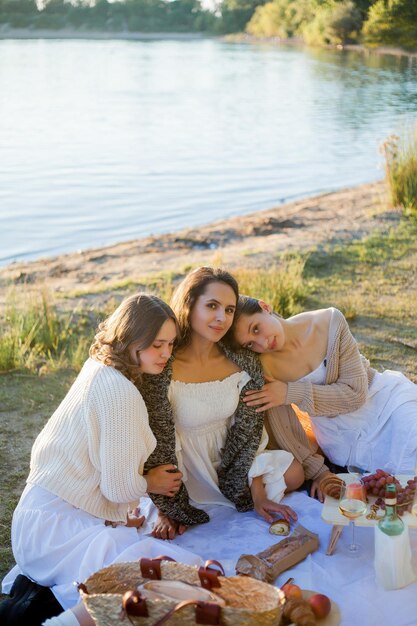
<box><xmin>321</xmin><ymin>474</ymin><xmax>417</xmax><ymax>528</ymax></box>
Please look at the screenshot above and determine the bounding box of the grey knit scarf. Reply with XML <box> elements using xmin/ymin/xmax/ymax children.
<box><xmin>138</xmin><ymin>342</ymin><xmax>264</xmax><ymax>526</ymax></box>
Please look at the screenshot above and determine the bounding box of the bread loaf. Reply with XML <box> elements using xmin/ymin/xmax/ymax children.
<box><xmin>236</xmin><ymin>525</ymin><xmax>319</xmax><ymax>583</ymax></box>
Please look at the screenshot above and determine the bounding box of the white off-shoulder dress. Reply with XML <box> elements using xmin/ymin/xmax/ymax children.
<box><xmin>168</xmin><ymin>371</ymin><xmax>294</xmax><ymax>507</ymax></box>
<box><xmin>298</xmin><ymin>362</ymin><xmax>417</xmax><ymax>474</ymax></box>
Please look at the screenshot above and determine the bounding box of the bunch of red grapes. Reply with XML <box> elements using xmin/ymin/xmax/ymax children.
<box><xmin>362</xmin><ymin>469</ymin><xmax>417</xmax><ymax>515</ymax></box>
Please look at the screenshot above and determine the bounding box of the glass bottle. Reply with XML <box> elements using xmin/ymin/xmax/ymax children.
<box><xmin>374</xmin><ymin>482</ymin><xmax>416</xmax><ymax>589</ymax></box>
<box><xmin>377</xmin><ymin>483</ymin><xmax>404</xmax><ymax>536</ymax></box>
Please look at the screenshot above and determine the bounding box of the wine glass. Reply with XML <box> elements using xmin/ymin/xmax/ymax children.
<box><xmin>338</xmin><ymin>478</ymin><xmax>367</xmax><ymax>556</ymax></box>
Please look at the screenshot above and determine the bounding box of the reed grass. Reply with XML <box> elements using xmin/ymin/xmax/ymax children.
<box><xmin>0</xmin><ymin>288</ymin><xmax>93</xmax><ymax>373</ymax></box>
<box><xmin>0</xmin><ymin>261</ymin><xmax>307</xmax><ymax>373</ymax></box>
<box><xmin>235</xmin><ymin>256</ymin><xmax>306</xmax><ymax>318</ymax></box>
<box><xmin>381</xmin><ymin>126</ymin><xmax>417</xmax><ymax>216</ymax></box>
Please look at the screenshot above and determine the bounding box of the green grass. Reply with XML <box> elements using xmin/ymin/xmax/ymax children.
<box><xmin>0</xmin><ymin>370</ymin><xmax>75</xmax><ymax>587</ymax></box>
<box><xmin>0</xmin><ymin>288</ymin><xmax>94</xmax><ymax>373</ymax></box>
<box><xmin>382</xmin><ymin>127</ymin><xmax>417</xmax><ymax>216</ymax></box>
<box><xmin>304</xmin><ymin>217</ymin><xmax>417</xmax><ymax>380</ymax></box>
<box><xmin>236</xmin><ymin>256</ymin><xmax>307</xmax><ymax>318</ymax></box>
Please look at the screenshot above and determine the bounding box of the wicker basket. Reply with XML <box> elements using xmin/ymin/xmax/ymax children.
<box><xmin>79</xmin><ymin>558</ymin><xmax>284</xmax><ymax>626</ymax></box>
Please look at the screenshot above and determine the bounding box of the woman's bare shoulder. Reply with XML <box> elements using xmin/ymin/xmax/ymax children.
<box><xmin>287</xmin><ymin>308</ymin><xmax>333</xmax><ymax>328</ymax></box>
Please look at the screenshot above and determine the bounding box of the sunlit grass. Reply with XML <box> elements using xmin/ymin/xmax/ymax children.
<box><xmin>0</xmin><ymin>288</ymin><xmax>93</xmax><ymax>373</ymax></box>
<box><xmin>0</xmin><ymin>261</ymin><xmax>308</xmax><ymax>374</ymax></box>
<box><xmin>304</xmin><ymin>218</ymin><xmax>417</xmax><ymax>380</ymax></box>
<box><xmin>381</xmin><ymin>127</ymin><xmax>417</xmax><ymax>216</ymax></box>
<box><xmin>235</xmin><ymin>256</ymin><xmax>307</xmax><ymax>318</ymax></box>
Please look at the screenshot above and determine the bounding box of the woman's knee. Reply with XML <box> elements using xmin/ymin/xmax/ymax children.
<box><xmin>284</xmin><ymin>459</ymin><xmax>305</xmax><ymax>492</ymax></box>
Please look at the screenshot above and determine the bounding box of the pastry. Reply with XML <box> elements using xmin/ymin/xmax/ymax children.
<box><xmin>319</xmin><ymin>475</ymin><xmax>345</xmax><ymax>499</ymax></box>
<box><xmin>269</xmin><ymin>518</ymin><xmax>290</xmax><ymax>536</ymax></box>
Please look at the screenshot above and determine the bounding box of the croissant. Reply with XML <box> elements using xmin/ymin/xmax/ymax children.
<box><xmin>319</xmin><ymin>474</ymin><xmax>345</xmax><ymax>499</ymax></box>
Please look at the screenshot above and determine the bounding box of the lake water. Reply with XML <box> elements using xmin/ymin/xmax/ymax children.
<box><xmin>1</xmin><ymin>38</ymin><xmax>417</xmax><ymax>265</ymax></box>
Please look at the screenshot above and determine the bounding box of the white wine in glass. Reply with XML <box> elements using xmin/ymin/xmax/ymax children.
<box><xmin>338</xmin><ymin>479</ymin><xmax>367</xmax><ymax>555</ymax></box>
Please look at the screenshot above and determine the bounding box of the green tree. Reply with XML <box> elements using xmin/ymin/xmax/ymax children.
<box><xmin>219</xmin><ymin>0</ymin><xmax>267</xmax><ymax>34</ymax></box>
<box><xmin>363</xmin><ymin>0</ymin><xmax>417</xmax><ymax>49</ymax></box>
<box><xmin>246</xmin><ymin>0</ymin><xmax>313</xmax><ymax>38</ymax></box>
<box><xmin>302</xmin><ymin>0</ymin><xmax>362</xmax><ymax>45</ymax></box>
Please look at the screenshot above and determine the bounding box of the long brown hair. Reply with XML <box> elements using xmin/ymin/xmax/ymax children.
<box><xmin>170</xmin><ymin>266</ymin><xmax>239</xmax><ymax>348</ymax></box>
<box><xmin>89</xmin><ymin>293</ymin><xmax>178</xmax><ymax>383</ymax></box>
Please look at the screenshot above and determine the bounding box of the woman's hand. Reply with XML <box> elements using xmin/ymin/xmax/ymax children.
<box><xmin>126</xmin><ymin>507</ymin><xmax>146</xmax><ymax>528</ymax></box>
<box><xmin>145</xmin><ymin>464</ymin><xmax>183</xmax><ymax>496</ymax></box>
<box><xmin>151</xmin><ymin>512</ymin><xmax>187</xmax><ymax>540</ymax></box>
<box><xmin>243</xmin><ymin>377</ymin><xmax>288</xmax><ymax>412</ymax></box>
<box><xmin>254</xmin><ymin>498</ymin><xmax>298</xmax><ymax>524</ymax></box>
<box><xmin>251</xmin><ymin>476</ymin><xmax>298</xmax><ymax>524</ymax></box>
<box><xmin>310</xmin><ymin>470</ymin><xmax>336</xmax><ymax>503</ymax></box>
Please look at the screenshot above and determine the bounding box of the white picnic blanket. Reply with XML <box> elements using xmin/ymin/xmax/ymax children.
<box><xmin>139</xmin><ymin>491</ymin><xmax>417</xmax><ymax>626</ymax></box>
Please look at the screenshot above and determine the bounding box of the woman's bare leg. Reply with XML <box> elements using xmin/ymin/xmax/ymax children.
<box><xmin>284</xmin><ymin>459</ymin><xmax>305</xmax><ymax>492</ymax></box>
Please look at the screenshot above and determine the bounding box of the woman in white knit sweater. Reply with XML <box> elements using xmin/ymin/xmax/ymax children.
<box><xmin>1</xmin><ymin>294</ymin><xmax>202</xmax><ymax>626</ymax></box>
<box><xmin>231</xmin><ymin>297</ymin><xmax>417</xmax><ymax>478</ymax></box>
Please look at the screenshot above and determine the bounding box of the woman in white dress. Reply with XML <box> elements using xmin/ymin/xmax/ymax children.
<box><xmin>231</xmin><ymin>297</ymin><xmax>417</xmax><ymax>476</ymax></box>
<box><xmin>1</xmin><ymin>294</ymin><xmax>202</xmax><ymax>626</ymax></box>
<box><xmin>150</xmin><ymin>267</ymin><xmax>302</xmax><ymax>539</ymax></box>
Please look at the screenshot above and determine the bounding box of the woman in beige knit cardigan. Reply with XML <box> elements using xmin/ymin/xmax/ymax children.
<box><xmin>230</xmin><ymin>298</ymin><xmax>417</xmax><ymax>483</ymax></box>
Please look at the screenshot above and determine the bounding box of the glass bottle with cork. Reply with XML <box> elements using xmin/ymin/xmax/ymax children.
<box><xmin>374</xmin><ymin>483</ymin><xmax>416</xmax><ymax>589</ymax></box>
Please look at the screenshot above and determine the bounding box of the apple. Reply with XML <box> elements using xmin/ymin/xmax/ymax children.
<box><xmin>308</xmin><ymin>593</ymin><xmax>331</xmax><ymax>619</ymax></box>
<box><xmin>281</xmin><ymin>583</ymin><xmax>303</xmax><ymax>599</ymax></box>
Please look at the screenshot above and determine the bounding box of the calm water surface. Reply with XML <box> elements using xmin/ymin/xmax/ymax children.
<box><xmin>1</xmin><ymin>38</ymin><xmax>417</xmax><ymax>264</ymax></box>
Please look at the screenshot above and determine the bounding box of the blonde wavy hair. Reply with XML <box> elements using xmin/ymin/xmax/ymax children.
<box><xmin>89</xmin><ymin>293</ymin><xmax>178</xmax><ymax>383</ymax></box>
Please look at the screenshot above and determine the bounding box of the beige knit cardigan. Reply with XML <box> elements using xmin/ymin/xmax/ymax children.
<box><xmin>265</xmin><ymin>308</ymin><xmax>376</xmax><ymax>480</ymax></box>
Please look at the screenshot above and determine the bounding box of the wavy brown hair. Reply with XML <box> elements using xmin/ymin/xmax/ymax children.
<box><xmin>170</xmin><ymin>266</ymin><xmax>239</xmax><ymax>349</ymax></box>
<box><xmin>89</xmin><ymin>293</ymin><xmax>178</xmax><ymax>383</ymax></box>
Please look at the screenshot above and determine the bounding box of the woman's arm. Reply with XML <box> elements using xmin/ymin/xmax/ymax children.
<box><xmin>89</xmin><ymin>367</ymin><xmax>172</xmax><ymax>503</ymax></box>
<box><xmin>285</xmin><ymin>312</ymin><xmax>369</xmax><ymax>416</ymax></box>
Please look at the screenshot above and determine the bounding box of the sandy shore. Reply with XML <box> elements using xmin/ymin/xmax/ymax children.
<box><xmin>0</xmin><ymin>180</ymin><xmax>396</xmax><ymax>304</ymax></box>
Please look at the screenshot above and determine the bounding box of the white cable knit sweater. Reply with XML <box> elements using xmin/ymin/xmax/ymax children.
<box><xmin>27</xmin><ymin>358</ymin><xmax>156</xmax><ymax>523</ymax></box>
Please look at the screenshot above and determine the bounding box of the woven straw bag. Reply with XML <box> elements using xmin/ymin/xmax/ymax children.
<box><xmin>79</xmin><ymin>557</ymin><xmax>284</xmax><ymax>626</ymax></box>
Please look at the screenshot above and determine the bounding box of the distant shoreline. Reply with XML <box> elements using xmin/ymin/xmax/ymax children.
<box><xmin>1</xmin><ymin>27</ymin><xmax>416</xmax><ymax>58</ymax></box>
<box><xmin>225</xmin><ymin>34</ymin><xmax>417</xmax><ymax>59</ymax></box>
<box><xmin>0</xmin><ymin>27</ymin><xmax>210</xmax><ymax>41</ymax></box>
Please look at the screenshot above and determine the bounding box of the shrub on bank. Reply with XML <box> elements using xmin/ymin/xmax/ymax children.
<box><xmin>382</xmin><ymin>127</ymin><xmax>417</xmax><ymax>217</ymax></box>
<box><xmin>246</xmin><ymin>0</ymin><xmax>313</xmax><ymax>39</ymax></box>
<box><xmin>301</xmin><ymin>0</ymin><xmax>362</xmax><ymax>46</ymax></box>
<box><xmin>363</xmin><ymin>0</ymin><xmax>417</xmax><ymax>50</ymax></box>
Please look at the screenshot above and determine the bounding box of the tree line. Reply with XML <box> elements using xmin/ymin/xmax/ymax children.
<box><xmin>0</xmin><ymin>0</ymin><xmax>416</xmax><ymax>49</ymax></box>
